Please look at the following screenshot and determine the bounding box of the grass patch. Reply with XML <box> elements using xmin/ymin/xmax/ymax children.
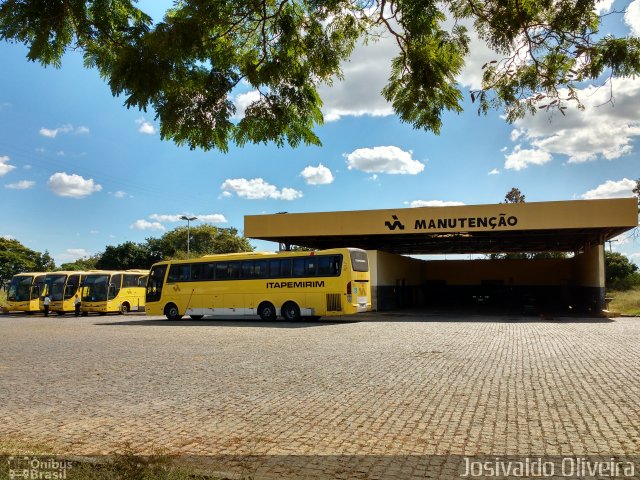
<box><xmin>608</xmin><ymin>288</ymin><xmax>640</xmax><ymax>316</ymax></box>
<box><xmin>0</xmin><ymin>437</ymin><xmax>62</xmax><ymax>456</ymax></box>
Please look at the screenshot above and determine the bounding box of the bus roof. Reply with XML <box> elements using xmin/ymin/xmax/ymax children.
<box><xmin>152</xmin><ymin>248</ymin><xmax>362</xmax><ymax>266</ymax></box>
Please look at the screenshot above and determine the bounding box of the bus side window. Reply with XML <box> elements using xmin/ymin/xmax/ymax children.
<box><xmin>280</xmin><ymin>259</ymin><xmax>292</xmax><ymax>277</ymax></box>
<box><xmin>268</xmin><ymin>259</ymin><xmax>280</xmax><ymax>277</ymax></box>
<box><xmin>305</xmin><ymin>259</ymin><xmax>317</xmax><ymax>276</ymax></box>
<box><xmin>215</xmin><ymin>262</ymin><xmax>229</xmax><ymax>280</ymax></box>
<box><xmin>332</xmin><ymin>256</ymin><xmax>341</xmax><ymax>274</ymax></box>
<box><xmin>204</xmin><ymin>263</ymin><xmax>215</xmax><ymax>280</ymax></box>
<box><xmin>191</xmin><ymin>264</ymin><xmax>202</xmax><ymax>281</ymax></box>
<box><xmin>318</xmin><ymin>256</ymin><xmax>331</xmax><ymax>275</ymax></box>
<box><xmin>167</xmin><ymin>265</ymin><xmax>190</xmax><ymax>283</ymax></box>
<box><xmin>292</xmin><ymin>258</ymin><xmax>305</xmax><ymax>276</ymax></box>
<box><xmin>242</xmin><ymin>261</ymin><xmax>254</xmax><ymax>279</ymax></box>
<box><xmin>229</xmin><ymin>262</ymin><xmax>241</xmax><ymax>279</ymax></box>
<box><xmin>167</xmin><ymin>265</ymin><xmax>180</xmax><ymax>283</ymax></box>
<box><xmin>254</xmin><ymin>260</ymin><xmax>267</xmax><ymax>278</ymax></box>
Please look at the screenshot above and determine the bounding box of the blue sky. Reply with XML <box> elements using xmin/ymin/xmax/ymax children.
<box><xmin>1</xmin><ymin>0</ymin><xmax>639</xmax><ymax>266</ymax></box>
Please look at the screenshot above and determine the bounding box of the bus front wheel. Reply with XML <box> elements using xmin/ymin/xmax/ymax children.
<box><xmin>120</xmin><ymin>303</ymin><xmax>130</xmax><ymax>314</ymax></box>
<box><xmin>282</xmin><ymin>301</ymin><xmax>301</xmax><ymax>322</ymax></box>
<box><xmin>258</xmin><ymin>302</ymin><xmax>276</xmax><ymax>321</ymax></box>
<box><xmin>165</xmin><ymin>304</ymin><xmax>183</xmax><ymax>321</ymax></box>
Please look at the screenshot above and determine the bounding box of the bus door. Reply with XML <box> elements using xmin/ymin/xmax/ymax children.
<box><xmin>146</xmin><ymin>265</ymin><xmax>168</xmax><ymax>304</ymax></box>
<box><xmin>64</xmin><ymin>274</ymin><xmax>81</xmax><ymax>301</ymax></box>
<box><xmin>108</xmin><ymin>274</ymin><xmax>123</xmax><ymax>304</ymax></box>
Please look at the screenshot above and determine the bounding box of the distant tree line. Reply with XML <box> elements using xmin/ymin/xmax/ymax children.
<box><xmin>605</xmin><ymin>251</ymin><xmax>640</xmax><ymax>291</ymax></box>
<box><xmin>0</xmin><ymin>225</ymin><xmax>253</xmax><ymax>288</ymax></box>
<box><xmin>0</xmin><ymin>237</ymin><xmax>56</xmax><ymax>288</ymax></box>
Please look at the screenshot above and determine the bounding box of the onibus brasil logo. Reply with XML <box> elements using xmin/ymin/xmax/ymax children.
<box><xmin>384</xmin><ymin>215</ymin><xmax>405</xmax><ymax>231</ymax></box>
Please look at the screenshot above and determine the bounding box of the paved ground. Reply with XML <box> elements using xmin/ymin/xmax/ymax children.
<box><xmin>0</xmin><ymin>311</ymin><xmax>639</xmax><ymax>478</ymax></box>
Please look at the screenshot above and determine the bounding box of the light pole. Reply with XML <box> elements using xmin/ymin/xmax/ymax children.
<box><xmin>180</xmin><ymin>215</ymin><xmax>197</xmax><ymax>257</ymax></box>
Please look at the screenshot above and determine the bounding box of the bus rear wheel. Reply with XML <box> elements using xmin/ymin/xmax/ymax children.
<box><xmin>258</xmin><ymin>302</ymin><xmax>276</xmax><ymax>321</ymax></box>
<box><xmin>165</xmin><ymin>304</ymin><xmax>183</xmax><ymax>321</ymax></box>
<box><xmin>282</xmin><ymin>301</ymin><xmax>301</xmax><ymax>321</ymax></box>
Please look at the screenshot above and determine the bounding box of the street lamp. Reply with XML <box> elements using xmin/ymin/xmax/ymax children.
<box><xmin>179</xmin><ymin>215</ymin><xmax>197</xmax><ymax>256</ymax></box>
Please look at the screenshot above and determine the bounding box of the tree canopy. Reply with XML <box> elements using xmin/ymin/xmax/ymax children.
<box><xmin>502</xmin><ymin>187</ymin><xmax>526</xmax><ymax>204</ymax></box>
<box><xmin>1</xmin><ymin>0</ymin><xmax>638</xmax><ymax>152</ymax></box>
<box><xmin>605</xmin><ymin>251</ymin><xmax>640</xmax><ymax>290</ymax></box>
<box><xmin>152</xmin><ymin>224</ymin><xmax>254</xmax><ymax>259</ymax></box>
<box><xmin>0</xmin><ymin>237</ymin><xmax>55</xmax><ymax>287</ymax></box>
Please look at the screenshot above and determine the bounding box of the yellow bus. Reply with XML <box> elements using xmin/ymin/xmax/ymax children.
<box><xmin>42</xmin><ymin>271</ymin><xmax>92</xmax><ymax>315</ymax></box>
<box><xmin>5</xmin><ymin>272</ymin><xmax>47</xmax><ymax>313</ymax></box>
<box><xmin>81</xmin><ymin>270</ymin><xmax>149</xmax><ymax>315</ymax></box>
<box><xmin>145</xmin><ymin>248</ymin><xmax>370</xmax><ymax>321</ymax></box>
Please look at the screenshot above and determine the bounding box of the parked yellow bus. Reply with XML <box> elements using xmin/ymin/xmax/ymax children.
<box><xmin>42</xmin><ymin>271</ymin><xmax>92</xmax><ymax>315</ymax></box>
<box><xmin>145</xmin><ymin>248</ymin><xmax>370</xmax><ymax>321</ymax></box>
<box><xmin>81</xmin><ymin>270</ymin><xmax>149</xmax><ymax>315</ymax></box>
<box><xmin>5</xmin><ymin>272</ymin><xmax>47</xmax><ymax>313</ymax></box>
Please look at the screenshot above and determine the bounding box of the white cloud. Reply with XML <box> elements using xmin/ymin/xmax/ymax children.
<box><xmin>511</xmin><ymin>78</ymin><xmax>640</xmax><ymax>164</ymax></box>
<box><xmin>57</xmin><ymin>248</ymin><xmax>91</xmax><ymax>261</ymax></box>
<box><xmin>581</xmin><ymin>178</ymin><xmax>636</xmax><ymax>200</ymax></box>
<box><xmin>5</xmin><ymin>180</ymin><xmax>35</xmax><ymax>190</ymax></box>
<box><xmin>111</xmin><ymin>190</ymin><xmax>127</xmax><ymax>198</ymax></box>
<box><xmin>39</xmin><ymin>124</ymin><xmax>89</xmax><ymax>138</ymax></box>
<box><xmin>409</xmin><ymin>200</ymin><xmax>466</xmax><ymax>208</ymax></box>
<box><xmin>504</xmin><ymin>145</ymin><xmax>552</xmax><ymax>170</ymax></box>
<box><xmin>149</xmin><ymin>213</ymin><xmax>228</xmax><ymax>223</ymax></box>
<box><xmin>136</xmin><ymin>118</ymin><xmax>156</xmax><ymax>135</ymax></box>
<box><xmin>197</xmin><ymin>214</ymin><xmax>228</xmax><ymax>223</ymax></box>
<box><xmin>627</xmin><ymin>252</ymin><xmax>640</xmax><ymax>265</ymax></box>
<box><xmin>233</xmin><ymin>90</ymin><xmax>261</xmax><ymax>119</ymax></box>
<box><xmin>130</xmin><ymin>219</ymin><xmax>166</xmax><ymax>231</ymax></box>
<box><xmin>221</xmin><ymin>178</ymin><xmax>303</xmax><ymax>200</ymax></box>
<box><xmin>0</xmin><ymin>155</ymin><xmax>15</xmax><ymax>176</ymax></box>
<box><xmin>595</xmin><ymin>0</ymin><xmax>615</xmax><ymax>14</ymax></box>
<box><xmin>318</xmin><ymin>28</ymin><xmax>396</xmax><ymax>122</ymax></box>
<box><xmin>625</xmin><ymin>0</ymin><xmax>640</xmax><ymax>35</ymax></box>
<box><xmin>488</xmin><ymin>168</ymin><xmax>500</xmax><ymax>175</ymax></box>
<box><xmin>47</xmin><ymin>172</ymin><xmax>102</xmax><ymax>198</ymax></box>
<box><xmin>2</xmin><ymin>234</ymin><xmax>15</xmax><ymax>240</ymax></box>
<box><xmin>510</xmin><ymin>129</ymin><xmax>523</xmax><ymax>142</ymax></box>
<box><xmin>300</xmin><ymin>163</ymin><xmax>334</xmax><ymax>185</ymax></box>
<box><xmin>345</xmin><ymin>146</ymin><xmax>425</xmax><ymax>175</ymax></box>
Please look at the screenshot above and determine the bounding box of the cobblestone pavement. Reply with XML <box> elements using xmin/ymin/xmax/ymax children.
<box><xmin>0</xmin><ymin>312</ymin><xmax>639</xmax><ymax>477</ymax></box>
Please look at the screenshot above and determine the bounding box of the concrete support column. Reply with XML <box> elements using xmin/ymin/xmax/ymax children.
<box><xmin>572</xmin><ymin>243</ymin><xmax>606</xmax><ymax>313</ymax></box>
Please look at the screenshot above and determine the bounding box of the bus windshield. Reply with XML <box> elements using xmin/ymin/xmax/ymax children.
<box><xmin>82</xmin><ymin>274</ymin><xmax>110</xmax><ymax>302</ymax></box>
<box><xmin>7</xmin><ymin>276</ymin><xmax>33</xmax><ymax>301</ymax></box>
<box><xmin>45</xmin><ymin>275</ymin><xmax>67</xmax><ymax>301</ymax></box>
